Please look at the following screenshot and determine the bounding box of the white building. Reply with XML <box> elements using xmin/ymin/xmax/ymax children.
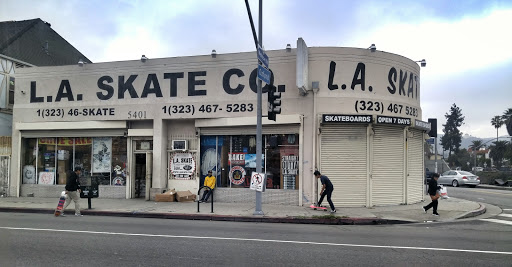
<box><xmin>9</xmin><ymin>38</ymin><xmax>430</xmax><ymax>207</ymax></box>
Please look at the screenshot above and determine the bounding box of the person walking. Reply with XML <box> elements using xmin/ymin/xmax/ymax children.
<box><xmin>199</xmin><ymin>170</ymin><xmax>216</xmax><ymax>203</ymax></box>
<box><xmin>62</xmin><ymin>167</ymin><xmax>82</xmax><ymax>216</ymax></box>
<box><xmin>423</xmin><ymin>172</ymin><xmax>441</xmax><ymax>216</ymax></box>
<box><xmin>314</xmin><ymin>171</ymin><xmax>336</xmax><ymax>213</ymax></box>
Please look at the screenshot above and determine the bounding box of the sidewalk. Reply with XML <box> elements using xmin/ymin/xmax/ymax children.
<box><xmin>0</xmin><ymin>195</ymin><xmax>486</xmax><ymax>225</ymax></box>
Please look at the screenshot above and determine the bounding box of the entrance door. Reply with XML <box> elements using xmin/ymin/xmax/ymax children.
<box><xmin>134</xmin><ymin>154</ymin><xmax>146</xmax><ymax>198</ymax></box>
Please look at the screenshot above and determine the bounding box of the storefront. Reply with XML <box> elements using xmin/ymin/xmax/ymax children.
<box><xmin>9</xmin><ymin>38</ymin><xmax>429</xmax><ymax>207</ymax></box>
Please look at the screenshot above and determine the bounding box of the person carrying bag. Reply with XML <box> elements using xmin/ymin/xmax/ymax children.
<box><xmin>422</xmin><ymin>173</ymin><xmax>441</xmax><ymax>216</ymax></box>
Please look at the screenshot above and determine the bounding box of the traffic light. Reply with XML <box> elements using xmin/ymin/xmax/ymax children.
<box><xmin>267</xmin><ymin>85</ymin><xmax>281</xmax><ymax>121</ymax></box>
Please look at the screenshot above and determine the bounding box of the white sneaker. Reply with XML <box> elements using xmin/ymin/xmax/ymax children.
<box><xmin>330</xmin><ymin>209</ymin><xmax>336</xmax><ymax>213</ymax></box>
<box><xmin>75</xmin><ymin>213</ymin><xmax>83</xmax><ymax>217</ymax></box>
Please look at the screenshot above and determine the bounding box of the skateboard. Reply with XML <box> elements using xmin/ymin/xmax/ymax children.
<box><xmin>54</xmin><ymin>191</ymin><xmax>66</xmax><ymax>217</ymax></box>
<box><xmin>309</xmin><ymin>204</ymin><xmax>327</xmax><ymax>211</ymax></box>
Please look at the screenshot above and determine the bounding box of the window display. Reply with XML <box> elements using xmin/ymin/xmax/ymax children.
<box><xmin>21</xmin><ymin>137</ymin><xmax>127</xmax><ymax>186</ymax></box>
<box><xmin>199</xmin><ymin>134</ymin><xmax>299</xmax><ymax>189</ymax></box>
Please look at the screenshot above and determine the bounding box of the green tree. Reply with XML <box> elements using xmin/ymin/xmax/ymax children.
<box><xmin>441</xmin><ymin>104</ymin><xmax>464</xmax><ymax>157</ymax></box>
<box><xmin>489</xmin><ymin>141</ymin><xmax>508</xmax><ymax>168</ymax></box>
<box><xmin>491</xmin><ymin>115</ymin><xmax>503</xmax><ymax>143</ymax></box>
<box><xmin>503</xmin><ymin>108</ymin><xmax>512</xmax><ymax>136</ymax></box>
<box><xmin>504</xmin><ymin>142</ymin><xmax>512</xmax><ymax>166</ymax></box>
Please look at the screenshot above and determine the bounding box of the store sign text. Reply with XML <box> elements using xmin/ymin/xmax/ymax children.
<box><xmin>328</xmin><ymin>61</ymin><xmax>419</xmax><ymax>99</ymax></box>
<box><xmin>322</xmin><ymin>114</ymin><xmax>372</xmax><ymax>123</ymax></box>
<box><xmin>28</xmin><ymin>68</ymin><xmax>286</xmax><ymax>103</ymax></box>
<box><xmin>376</xmin><ymin>115</ymin><xmax>411</xmax><ymax>126</ymax></box>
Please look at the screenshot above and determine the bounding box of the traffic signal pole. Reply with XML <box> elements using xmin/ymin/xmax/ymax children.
<box><xmin>254</xmin><ymin>0</ymin><xmax>264</xmax><ymax>215</ymax></box>
<box><xmin>245</xmin><ymin>0</ymin><xmax>264</xmax><ymax>215</ymax></box>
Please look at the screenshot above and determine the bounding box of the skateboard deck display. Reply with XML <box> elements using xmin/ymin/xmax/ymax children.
<box><xmin>54</xmin><ymin>191</ymin><xmax>66</xmax><ymax>217</ymax></box>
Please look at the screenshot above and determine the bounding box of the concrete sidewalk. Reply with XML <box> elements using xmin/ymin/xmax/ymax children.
<box><xmin>0</xmin><ymin>195</ymin><xmax>486</xmax><ymax>225</ymax></box>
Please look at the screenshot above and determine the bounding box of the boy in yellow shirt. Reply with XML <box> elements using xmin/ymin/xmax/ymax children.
<box><xmin>199</xmin><ymin>170</ymin><xmax>216</xmax><ymax>203</ymax></box>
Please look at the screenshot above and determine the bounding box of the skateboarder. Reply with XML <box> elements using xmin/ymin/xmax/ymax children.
<box><xmin>314</xmin><ymin>171</ymin><xmax>336</xmax><ymax>213</ymax></box>
<box><xmin>62</xmin><ymin>167</ymin><xmax>83</xmax><ymax>216</ymax></box>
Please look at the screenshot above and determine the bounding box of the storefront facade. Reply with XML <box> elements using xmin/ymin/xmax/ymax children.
<box><xmin>9</xmin><ymin>38</ymin><xmax>430</xmax><ymax>207</ymax></box>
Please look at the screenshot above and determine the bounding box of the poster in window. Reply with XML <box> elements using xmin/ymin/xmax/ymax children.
<box><xmin>38</xmin><ymin>172</ymin><xmax>55</xmax><ymax>185</ymax></box>
<box><xmin>92</xmin><ymin>137</ymin><xmax>112</xmax><ymax>173</ymax></box>
<box><xmin>170</xmin><ymin>152</ymin><xmax>196</xmax><ymax>179</ymax></box>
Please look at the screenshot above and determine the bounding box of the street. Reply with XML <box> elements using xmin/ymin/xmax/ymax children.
<box><xmin>447</xmin><ymin>186</ymin><xmax>512</xmax><ymax>209</ymax></box>
<box><xmin>0</xmin><ymin>211</ymin><xmax>511</xmax><ymax>266</ymax></box>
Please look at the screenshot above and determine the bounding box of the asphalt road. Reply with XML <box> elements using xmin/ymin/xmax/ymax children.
<box><xmin>0</xmin><ymin>212</ymin><xmax>511</xmax><ymax>266</ymax></box>
<box><xmin>446</xmin><ymin>186</ymin><xmax>512</xmax><ymax>209</ymax></box>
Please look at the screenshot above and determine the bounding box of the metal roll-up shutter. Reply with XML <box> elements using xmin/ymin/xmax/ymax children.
<box><xmin>372</xmin><ymin>126</ymin><xmax>404</xmax><ymax>205</ymax></box>
<box><xmin>407</xmin><ymin>129</ymin><xmax>424</xmax><ymax>203</ymax></box>
<box><xmin>200</xmin><ymin>125</ymin><xmax>300</xmax><ymax>135</ymax></box>
<box><xmin>320</xmin><ymin>125</ymin><xmax>367</xmax><ymax>207</ymax></box>
<box><xmin>20</xmin><ymin>129</ymin><xmax>126</xmax><ymax>138</ymax></box>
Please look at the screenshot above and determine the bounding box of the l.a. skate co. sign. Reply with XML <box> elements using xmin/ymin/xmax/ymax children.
<box><xmin>170</xmin><ymin>152</ymin><xmax>196</xmax><ymax>179</ymax></box>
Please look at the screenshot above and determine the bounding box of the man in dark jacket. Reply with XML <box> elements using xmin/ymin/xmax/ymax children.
<box><xmin>62</xmin><ymin>167</ymin><xmax>82</xmax><ymax>216</ymax></box>
<box><xmin>423</xmin><ymin>173</ymin><xmax>441</xmax><ymax>216</ymax></box>
<box><xmin>314</xmin><ymin>171</ymin><xmax>336</xmax><ymax>213</ymax></box>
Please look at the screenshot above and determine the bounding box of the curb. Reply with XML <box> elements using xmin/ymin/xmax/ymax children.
<box><xmin>0</xmin><ymin>207</ymin><xmax>412</xmax><ymax>225</ymax></box>
<box><xmin>457</xmin><ymin>203</ymin><xmax>487</xmax><ymax>219</ymax></box>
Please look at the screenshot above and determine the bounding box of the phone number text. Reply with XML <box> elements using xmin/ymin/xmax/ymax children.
<box><xmin>162</xmin><ymin>103</ymin><xmax>254</xmax><ymax>116</ymax></box>
<box><xmin>36</xmin><ymin>108</ymin><xmax>115</xmax><ymax>118</ymax></box>
<box><xmin>354</xmin><ymin>100</ymin><xmax>418</xmax><ymax>117</ymax></box>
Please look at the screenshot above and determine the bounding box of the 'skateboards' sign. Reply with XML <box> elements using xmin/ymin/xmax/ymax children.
<box><xmin>322</xmin><ymin>114</ymin><xmax>372</xmax><ymax>123</ymax></box>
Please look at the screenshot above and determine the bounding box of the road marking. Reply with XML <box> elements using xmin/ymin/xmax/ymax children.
<box><xmin>481</xmin><ymin>219</ymin><xmax>512</xmax><ymax>226</ymax></box>
<box><xmin>498</xmin><ymin>214</ymin><xmax>512</xmax><ymax>218</ymax></box>
<box><xmin>0</xmin><ymin>226</ymin><xmax>511</xmax><ymax>255</ymax></box>
<box><xmin>503</xmin><ymin>209</ymin><xmax>512</xmax><ymax>211</ymax></box>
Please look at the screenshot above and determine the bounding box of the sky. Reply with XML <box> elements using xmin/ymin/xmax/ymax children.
<box><xmin>1</xmin><ymin>0</ymin><xmax>511</xmax><ymax>139</ymax></box>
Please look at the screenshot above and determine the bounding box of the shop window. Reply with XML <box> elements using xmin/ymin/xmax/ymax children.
<box><xmin>73</xmin><ymin>137</ymin><xmax>93</xmax><ymax>184</ymax></box>
<box><xmin>199</xmin><ymin>134</ymin><xmax>299</xmax><ymax>189</ymax></box>
<box><xmin>21</xmin><ymin>137</ymin><xmax>127</xmax><ymax>186</ymax></box>
<box><xmin>56</xmin><ymin>138</ymin><xmax>74</xmax><ymax>185</ymax></box>
<box><xmin>111</xmin><ymin>137</ymin><xmax>127</xmax><ymax>186</ymax></box>
<box><xmin>21</xmin><ymin>138</ymin><xmax>37</xmax><ymax>184</ymax></box>
<box><xmin>37</xmin><ymin>138</ymin><xmax>56</xmax><ymax>185</ymax></box>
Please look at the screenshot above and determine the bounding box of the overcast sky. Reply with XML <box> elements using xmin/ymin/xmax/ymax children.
<box><xmin>1</xmin><ymin>0</ymin><xmax>511</xmax><ymax>138</ymax></box>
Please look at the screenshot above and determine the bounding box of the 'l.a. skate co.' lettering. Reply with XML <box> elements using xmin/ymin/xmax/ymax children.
<box><xmin>29</xmin><ymin>68</ymin><xmax>285</xmax><ymax>103</ymax></box>
<box><xmin>28</xmin><ymin>61</ymin><xmax>419</xmax><ymax>103</ymax></box>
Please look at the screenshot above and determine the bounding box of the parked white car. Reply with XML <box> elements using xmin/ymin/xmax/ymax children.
<box><xmin>439</xmin><ymin>170</ymin><xmax>480</xmax><ymax>187</ymax></box>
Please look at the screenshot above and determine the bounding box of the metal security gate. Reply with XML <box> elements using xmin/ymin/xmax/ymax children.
<box><xmin>0</xmin><ymin>155</ymin><xmax>10</xmax><ymax>196</ymax></box>
<box><xmin>371</xmin><ymin>126</ymin><xmax>404</xmax><ymax>206</ymax></box>
<box><xmin>320</xmin><ymin>125</ymin><xmax>367</xmax><ymax>207</ymax></box>
<box><xmin>407</xmin><ymin>129</ymin><xmax>424</xmax><ymax>203</ymax></box>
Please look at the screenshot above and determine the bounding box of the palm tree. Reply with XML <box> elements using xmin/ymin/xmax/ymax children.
<box><xmin>470</xmin><ymin>140</ymin><xmax>483</xmax><ymax>167</ymax></box>
<box><xmin>491</xmin><ymin>115</ymin><xmax>503</xmax><ymax>142</ymax></box>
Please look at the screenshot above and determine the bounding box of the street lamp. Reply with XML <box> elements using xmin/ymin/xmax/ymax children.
<box><xmin>416</xmin><ymin>59</ymin><xmax>426</xmax><ymax>67</ymax></box>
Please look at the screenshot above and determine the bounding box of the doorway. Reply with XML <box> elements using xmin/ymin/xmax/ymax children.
<box><xmin>134</xmin><ymin>154</ymin><xmax>146</xmax><ymax>198</ymax></box>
